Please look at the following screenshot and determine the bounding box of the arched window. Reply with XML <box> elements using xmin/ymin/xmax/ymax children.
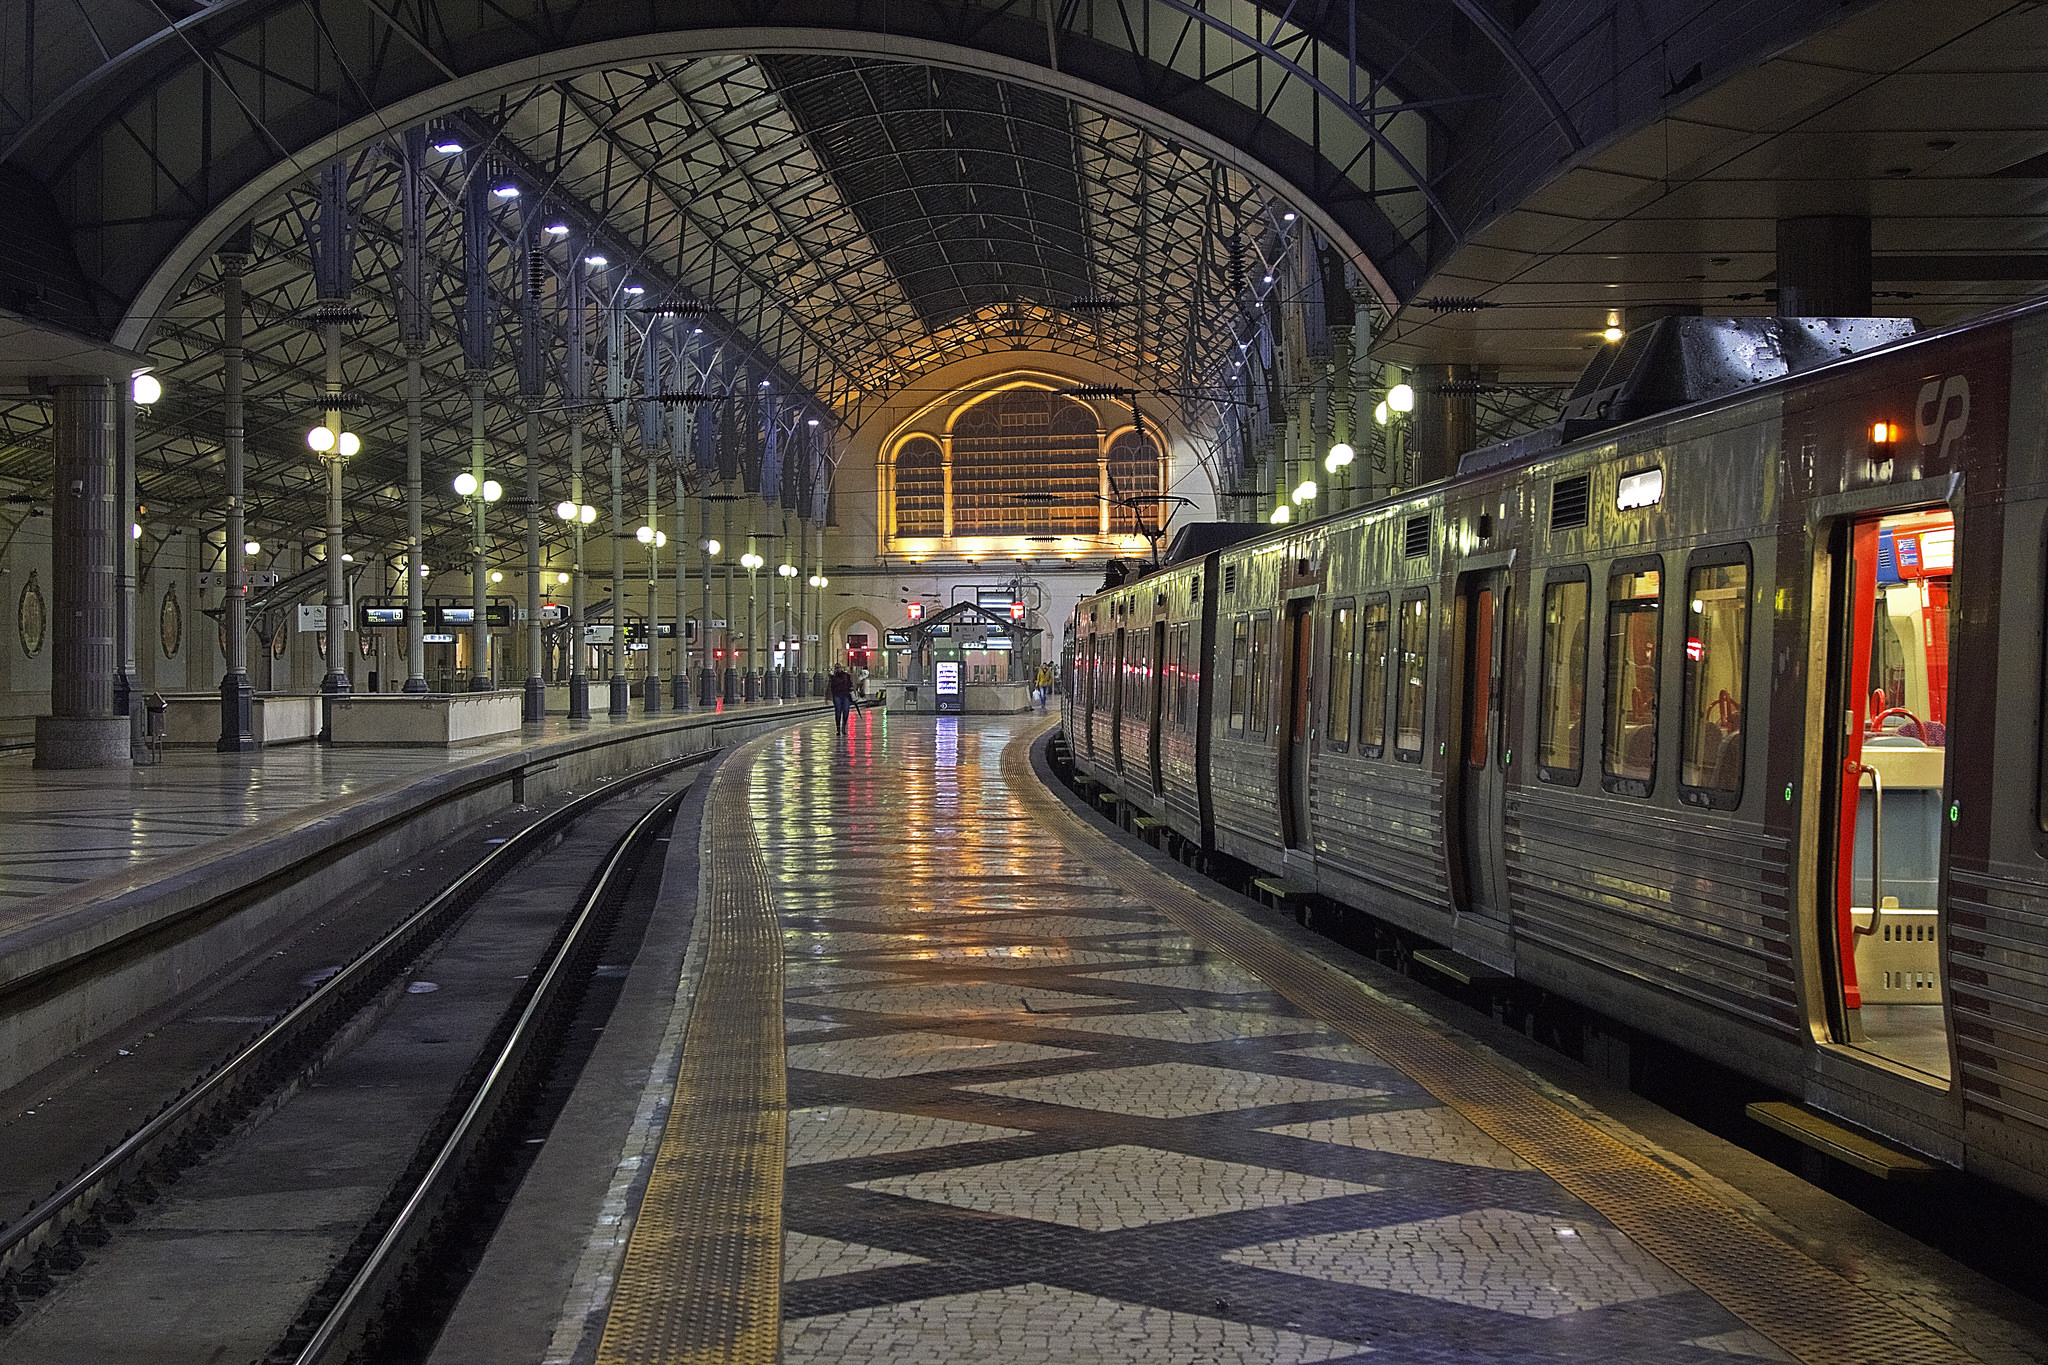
<box><xmin>895</xmin><ymin>436</ymin><xmax>943</xmax><ymax>535</ymax></box>
<box><xmin>1105</xmin><ymin>427</ymin><xmax>1164</xmax><ymax>536</ymax></box>
<box><xmin>948</xmin><ymin>390</ymin><xmax>1100</xmax><ymax>537</ymax></box>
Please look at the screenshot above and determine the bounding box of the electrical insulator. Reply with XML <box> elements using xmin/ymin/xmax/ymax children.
<box><xmin>528</xmin><ymin>249</ymin><xmax>547</xmax><ymax>301</ymax></box>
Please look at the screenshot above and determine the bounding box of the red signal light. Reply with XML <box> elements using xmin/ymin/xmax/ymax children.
<box><xmin>1010</xmin><ymin>602</ymin><xmax>1026</xmax><ymax>620</ymax></box>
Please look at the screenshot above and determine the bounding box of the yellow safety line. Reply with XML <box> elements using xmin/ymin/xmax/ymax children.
<box><xmin>1006</xmin><ymin>720</ymin><xmax>1978</xmax><ymax>1365</ymax></box>
<box><xmin>596</xmin><ymin>728</ymin><xmax>788</xmax><ymax>1365</ymax></box>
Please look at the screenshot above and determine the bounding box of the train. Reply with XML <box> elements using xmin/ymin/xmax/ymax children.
<box><xmin>1063</xmin><ymin>301</ymin><xmax>2048</xmax><ymax>1198</ymax></box>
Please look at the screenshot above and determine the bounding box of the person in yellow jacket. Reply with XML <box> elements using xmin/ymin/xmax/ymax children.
<box><xmin>1033</xmin><ymin>661</ymin><xmax>1055</xmax><ymax>712</ymax></box>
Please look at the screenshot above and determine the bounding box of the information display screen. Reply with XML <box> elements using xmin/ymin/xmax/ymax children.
<box><xmin>360</xmin><ymin>604</ymin><xmax>405</xmax><ymax>627</ymax></box>
<box><xmin>935</xmin><ymin>661</ymin><xmax>961</xmax><ymax>696</ymax></box>
<box><xmin>439</xmin><ymin>606</ymin><xmax>475</xmax><ymax>626</ymax></box>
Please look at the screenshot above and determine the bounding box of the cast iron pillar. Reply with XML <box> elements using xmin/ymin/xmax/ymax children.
<box><xmin>35</xmin><ymin>377</ymin><xmax>127</xmax><ymax>767</ymax></box>
<box><xmin>217</xmin><ymin>241</ymin><xmax>257</xmax><ymax>748</ymax></box>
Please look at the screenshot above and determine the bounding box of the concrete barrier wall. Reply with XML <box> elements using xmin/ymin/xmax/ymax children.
<box><xmin>0</xmin><ymin>702</ymin><xmax>829</xmax><ymax>1096</ymax></box>
<box><xmin>160</xmin><ymin>694</ymin><xmax>320</xmax><ymax>748</ymax></box>
<box><xmin>328</xmin><ymin>693</ymin><xmax>525</xmax><ymax>746</ymax></box>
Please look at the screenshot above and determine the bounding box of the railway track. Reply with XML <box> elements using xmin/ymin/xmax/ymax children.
<box><xmin>0</xmin><ymin>750</ymin><xmax>711</xmax><ymax>1362</ymax></box>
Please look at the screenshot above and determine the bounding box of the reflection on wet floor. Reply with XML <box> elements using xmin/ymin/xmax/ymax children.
<box><xmin>756</xmin><ymin>712</ymin><xmax>1798</xmax><ymax>1364</ymax></box>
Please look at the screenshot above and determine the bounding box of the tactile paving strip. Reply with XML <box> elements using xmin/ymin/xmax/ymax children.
<box><xmin>1006</xmin><ymin>722</ymin><xmax>1978</xmax><ymax>1365</ymax></box>
<box><xmin>595</xmin><ymin>732</ymin><xmax>786</xmax><ymax>1365</ymax></box>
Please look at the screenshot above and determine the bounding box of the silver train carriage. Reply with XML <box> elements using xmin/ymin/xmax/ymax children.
<box><xmin>1067</xmin><ymin>300</ymin><xmax>2048</xmax><ymax>1199</ymax></box>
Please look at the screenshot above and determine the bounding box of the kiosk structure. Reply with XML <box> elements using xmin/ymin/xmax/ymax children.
<box><xmin>884</xmin><ymin>601</ymin><xmax>1041</xmax><ymax>714</ymax></box>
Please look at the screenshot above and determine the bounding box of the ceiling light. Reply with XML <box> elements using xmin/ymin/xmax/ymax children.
<box><xmin>1387</xmin><ymin>382</ymin><xmax>1416</xmax><ymax>413</ymax></box>
<box><xmin>1292</xmin><ymin>479</ymin><xmax>1318</xmax><ymax>504</ymax></box>
<box><xmin>306</xmin><ymin>425</ymin><xmax>336</xmax><ymax>453</ymax></box>
<box><xmin>1283</xmin><ymin>211</ymin><xmax>1297</xmax><ymax>222</ymax></box>
<box><xmin>557</xmin><ymin>571</ymin><xmax>570</xmax><ymax>584</ymax></box>
<box><xmin>336</xmin><ymin>432</ymin><xmax>360</xmax><ymax>457</ymax></box>
<box><xmin>623</xmin><ymin>285</ymin><xmax>644</xmax><ymax>295</ymax></box>
<box><xmin>1263</xmin><ymin>274</ymin><xmax>1275</xmax><ymax>284</ymax></box>
<box><xmin>1603</xmin><ymin>325</ymin><xmax>1625</xmax><ymax>343</ymax></box>
<box><xmin>454</xmin><ymin>472</ymin><xmax>478</xmax><ymax>496</ymax></box>
<box><xmin>703</xmin><ymin>538</ymin><xmax>721</xmax><ymax>555</ymax></box>
<box><xmin>131</xmin><ymin>373</ymin><xmax>162</xmax><ymax>406</ymax></box>
<box><xmin>244</xmin><ymin>540</ymin><xmax>261</xmax><ymax>556</ymax></box>
<box><xmin>482</xmin><ymin>479</ymin><xmax>503</xmax><ymax>502</ymax></box>
<box><xmin>1269</xmin><ymin>504</ymin><xmax>1291</xmax><ymax>524</ymax></box>
<box><xmin>431</xmin><ymin>140</ymin><xmax>463</xmax><ymax>155</ymax></box>
<box><xmin>557</xmin><ymin>500</ymin><xmax>577</xmax><ymax>520</ymax></box>
<box><xmin>584</xmin><ymin>254</ymin><xmax>608</xmax><ymax>267</ymax></box>
<box><xmin>545</xmin><ymin>223</ymin><xmax>569</xmax><ymax>237</ymax></box>
<box><xmin>492</xmin><ymin>184</ymin><xmax>519</xmax><ymax>198</ymax></box>
<box><xmin>1325</xmin><ymin>443</ymin><xmax>1355</xmax><ymax>471</ymax></box>
<box><xmin>490</xmin><ymin>570</ymin><xmax>503</xmax><ymax>583</ymax></box>
<box><xmin>580</xmin><ymin>504</ymin><xmax>597</xmax><ymax>524</ymax></box>
<box><xmin>636</xmin><ymin>525</ymin><xmax>654</xmax><ymax>544</ymax></box>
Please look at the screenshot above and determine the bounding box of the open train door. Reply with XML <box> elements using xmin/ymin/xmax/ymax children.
<box><xmin>1451</xmin><ymin>570</ymin><xmax>1512</xmax><ymax>926</ymax></box>
<box><xmin>1819</xmin><ymin>507</ymin><xmax>1955</xmax><ymax>1082</ymax></box>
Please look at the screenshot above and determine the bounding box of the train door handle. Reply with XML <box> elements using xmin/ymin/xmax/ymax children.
<box><xmin>1850</xmin><ymin>761</ymin><xmax>1884</xmax><ymax>938</ymax></box>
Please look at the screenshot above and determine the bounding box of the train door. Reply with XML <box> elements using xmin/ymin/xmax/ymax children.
<box><xmin>1453</xmin><ymin>571</ymin><xmax>1512</xmax><ymax>918</ymax></box>
<box><xmin>1111</xmin><ymin>627</ymin><xmax>1126</xmax><ymax>771</ymax></box>
<box><xmin>1148</xmin><ymin>619</ymin><xmax>1166</xmax><ymax>795</ymax></box>
<box><xmin>1821</xmin><ymin>508</ymin><xmax>1954</xmax><ymax>1081</ymax></box>
<box><xmin>1279</xmin><ymin>601</ymin><xmax>1316</xmax><ymax>850</ymax></box>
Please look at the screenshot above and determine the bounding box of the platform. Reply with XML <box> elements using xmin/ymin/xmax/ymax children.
<box><xmin>435</xmin><ymin>714</ymin><xmax>2047</xmax><ymax>1365</ymax></box>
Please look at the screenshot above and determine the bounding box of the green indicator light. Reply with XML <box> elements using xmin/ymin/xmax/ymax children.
<box><xmin>1504</xmin><ymin>750</ymin><xmax>1512</xmax><ymax>765</ymax></box>
<box><xmin>1783</xmin><ymin>784</ymin><xmax>1794</xmax><ymax>802</ymax></box>
<box><xmin>1950</xmin><ymin>800</ymin><xmax>1961</xmax><ymax>823</ymax></box>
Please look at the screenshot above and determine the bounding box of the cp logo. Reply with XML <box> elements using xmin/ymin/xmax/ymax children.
<box><xmin>1916</xmin><ymin>375</ymin><xmax>1970</xmax><ymax>458</ymax></box>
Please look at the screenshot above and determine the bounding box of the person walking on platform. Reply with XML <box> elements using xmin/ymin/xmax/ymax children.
<box><xmin>829</xmin><ymin>664</ymin><xmax>855</xmax><ymax>733</ymax></box>
<box><xmin>1033</xmin><ymin>661</ymin><xmax>1055</xmax><ymax>712</ymax></box>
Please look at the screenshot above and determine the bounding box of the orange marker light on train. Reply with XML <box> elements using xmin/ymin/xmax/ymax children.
<box><xmin>1870</xmin><ymin>420</ymin><xmax>1901</xmax><ymax>450</ymax></box>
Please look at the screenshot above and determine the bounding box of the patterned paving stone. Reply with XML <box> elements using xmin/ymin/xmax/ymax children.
<box><xmin>787</xmin><ymin>1106</ymin><xmax>1033</xmax><ymax>1167</ymax></box>
<box><xmin>1222</xmin><ymin>1207</ymin><xmax>1692</xmax><ymax>1318</ymax></box>
<box><xmin>802</xmin><ymin>983</ymin><xmax>1110</xmax><ymax>1018</ymax></box>
<box><xmin>784</xmin><ymin>1231</ymin><xmax>928</xmax><ymax>1282</ymax></box>
<box><xmin>781</xmin><ymin>1282</ymin><xmax>1363</xmax><ymax>1363</ymax></box>
<box><xmin>1281</xmin><ymin>1041</ymin><xmax>1390</xmax><ymax>1067</ymax></box>
<box><xmin>1012</xmin><ymin>1006</ymin><xmax>1332</xmax><ymax>1046</ymax></box>
<box><xmin>783</xmin><ymin>964</ymin><xmax>914</xmax><ymax>990</ymax></box>
<box><xmin>1684</xmin><ymin>1328</ymin><xmax>1798</xmax><ymax>1360</ymax></box>
<box><xmin>1088</xmin><ymin>963</ymin><xmax>1276</xmax><ymax>994</ymax></box>
<box><xmin>786</xmin><ymin>1030</ymin><xmax>1088</xmax><ymax>1079</ymax></box>
<box><xmin>866</xmin><ymin>943</ymin><xmax>1149</xmax><ymax>966</ymax></box>
<box><xmin>852</xmin><ymin>1143</ymin><xmax>1380</xmax><ymax>1231</ymax></box>
<box><xmin>961</xmin><ymin>1061</ymin><xmax>1384</xmax><ymax>1119</ymax></box>
<box><xmin>1261</xmin><ymin>1108</ymin><xmax>1537</xmax><ymax>1171</ymax></box>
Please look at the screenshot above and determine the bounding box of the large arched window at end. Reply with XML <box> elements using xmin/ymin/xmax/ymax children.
<box><xmin>895</xmin><ymin>436</ymin><xmax>943</xmax><ymax>535</ymax></box>
<box><xmin>950</xmin><ymin>390</ymin><xmax>1099</xmax><ymax>537</ymax></box>
<box><xmin>1105</xmin><ymin>427</ymin><xmax>1164</xmax><ymax>535</ymax></box>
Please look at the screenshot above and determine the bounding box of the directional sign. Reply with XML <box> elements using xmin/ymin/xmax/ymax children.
<box><xmin>199</xmin><ymin>572</ymin><xmax>280</xmax><ymax>590</ymax></box>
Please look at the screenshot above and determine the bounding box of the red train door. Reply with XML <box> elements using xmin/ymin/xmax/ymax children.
<box><xmin>1279</xmin><ymin>602</ymin><xmax>1316</xmax><ymax>849</ymax></box>
<box><xmin>1453</xmin><ymin>570</ymin><xmax>1511</xmax><ymax>921</ymax></box>
<box><xmin>1821</xmin><ymin>508</ymin><xmax>1954</xmax><ymax>1082</ymax></box>
<box><xmin>1148</xmin><ymin>619</ymin><xmax>1166</xmax><ymax>796</ymax></box>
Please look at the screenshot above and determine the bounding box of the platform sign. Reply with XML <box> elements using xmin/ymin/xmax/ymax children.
<box><xmin>297</xmin><ymin>603</ymin><xmax>350</xmax><ymax>633</ymax></box>
<box><xmin>976</xmin><ymin>588</ymin><xmax>1015</xmax><ymax>608</ymax></box>
<box><xmin>885</xmin><ymin>630</ymin><xmax>910</xmax><ymax>648</ymax></box>
<box><xmin>976</xmin><ymin>636</ymin><xmax>1013</xmax><ymax>650</ymax></box>
<box><xmin>905</xmin><ymin>601</ymin><xmax>924</xmax><ymax>621</ymax></box>
<box><xmin>584</xmin><ymin>624</ymin><xmax>615</xmax><ymax>645</ymax></box>
<box><xmin>934</xmin><ymin>660</ymin><xmax>963</xmax><ymax>714</ymax></box>
<box><xmin>423</xmin><ymin>633</ymin><xmax>455</xmax><ymax>644</ymax></box>
<box><xmin>200</xmin><ymin>571</ymin><xmax>280</xmax><ymax>589</ymax></box>
<box><xmin>439</xmin><ymin>605</ymin><xmax>475</xmax><ymax>626</ymax></box>
<box><xmin>359</xmin><ymin>603</ymin><xmax>406</xmax><ymax>628</ymax></box>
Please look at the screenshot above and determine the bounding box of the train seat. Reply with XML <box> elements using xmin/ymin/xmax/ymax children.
<box><xmin>1851</xmin><ymin>744</ymin><xmax>1946</xmax><ymax>1004</ymax></box>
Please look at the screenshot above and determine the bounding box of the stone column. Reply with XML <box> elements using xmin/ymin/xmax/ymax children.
<box><xmin>36</xmin><ymin>377</ymin><xmax>128</xmax><ymax>767</ymax></box>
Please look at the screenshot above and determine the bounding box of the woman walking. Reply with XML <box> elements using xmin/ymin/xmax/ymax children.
<box><xmin>829</xmin><ymin>664</ymin><xmax>855</xmax><ymax>733</ymax></box>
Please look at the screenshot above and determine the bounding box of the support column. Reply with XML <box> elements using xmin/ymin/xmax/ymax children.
<box><xmin>1777</xmin><ymin>215</ymin><xmax>1872</xmax><ymax>317</ymax></box>
<box><xmin>318</xmin><ymin>330</ymin><xmax>352</xmax><ymax>728</ymax></box>
<box><xmin>218</xmin><ymin>245</ymin><xmax>257</xmax><ymax>747</ymax></box>
<box><xmin>467</xmin><ymin>370</ymin><xmax>492</xmax><ymax>691</ymax></box>
<box><xmin>699</xmin><ymin>495</ymin><xmax>717</xmax><ymax>705</ymax></box>
<box><xmin>811</xmin><ymin>524</ymin><xmax>827</xmax><ymax>695</ymax></box>
<box><xmin>1409</xmin><ymin>364</ymin><xmax>1479</xmax><ymax>486</ymax></box>
<box><xmin>940</xmin><ymin>434</ymin><xmax>955</xmax><ymax>539</ymax></box>
<box><xmin>672</xmin><ymin>473</ymin><xmax>690</xmax><ymax>709</ymax></box>
<box><xmin>403</xmin><ymin>343</ymin><xmax>428</xmax><ymax>692</ymax></box>
<box><xmin>523</xmin><ymin>399</ymin><xmax>545</xmax><ymax>722</ymax></box>
<box><xmin>607</xmin><ymin>431</ymin><xmax>629</xmax><ymax>716</ymax></box>
<box><xmin>721</xmin><ymin>495</ymin><xmax>738</xmax><ymax>703</ymax></box>
<box><xmin>1097</xmin><ymin>434</ymin><xmax>1112</xmax><ymax>536</ymax></box>
<box><xmin>778</xmin><ymin>510</ymin><xmax>793</xmax><ymax>700</ymax></box>
<box><xmin>643</xmin><ymin>437</ymin><xmax>661</xmax><ymax>715</ymax></box>
<box><xmin>115</xmin><ymin>382</ymin><xmax>141</xmax><ymax>761</ymax></box>
<box><xmin>36</xmin><ymin>377</ymin><xmax>127</xmax><ymax>767</ymax></box>
<box><xmin>568</xmin><ymin>420</ymin><xmax>591</xmax><ymax>720</ymax></box>
<box><xmin>745</xmin><ymin>530</ymin><xmax>760</xmax><ymax>702</ymax></box>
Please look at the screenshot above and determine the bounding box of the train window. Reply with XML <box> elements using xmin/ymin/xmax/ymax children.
<box><xmin>1327</xmin><ymin>599</ymin><xmax>1356</xmax><ymax>752</ymax></box>
<box><xmin>1359</xmin><ymin>598</ymin><xmax>1390</xmax><ymax>757</ymax></box>
<box><xmin>1173</xmin><ymin>624</ymin><xmax>1193</xmax><ymax>730</ymax></box>
<box><xmin>1249</xmin><ymin>613</ymin><xmax>1274</xmax><ymax>738</ymax></box>
<box><xmin>1228</xmin><ymin>617</ymin><xmax>1250</xmax><ymax>732</ymax></box>
<box><xmin>1680</xmin><ymin>552</ymin><xmax>1751</xmax><ymax>806</ymax></box>
<box><xmin>1395</xmin><ymin>593</ymin><xmax>1429</xmax><ymax>760</ymax></box>
<box><xmin>1601</xmin><ymin>559</ymin><xmax>1663</xmax><ymax>796</ymax></box>
<box><xmin>1538</xmin><ymin>569</ymin><xmax>1590</xmax><ymax>785</ymax></box>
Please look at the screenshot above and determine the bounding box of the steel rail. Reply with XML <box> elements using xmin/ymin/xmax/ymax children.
<box><xmin>0</xmin><ymin>748</ymin><xmax>716</xmax><ymax>1298</ymax></box>
<box><xmin>288</xmin><ymin>783</ymin><xmax>689</xmax><ymax>1364</ymax></box>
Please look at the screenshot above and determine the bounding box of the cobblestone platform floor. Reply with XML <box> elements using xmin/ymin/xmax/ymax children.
<box><xmin>732</xmin><ymin>713</ymin><xmax>1812</xmax><ymax>1364</ymax></box>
